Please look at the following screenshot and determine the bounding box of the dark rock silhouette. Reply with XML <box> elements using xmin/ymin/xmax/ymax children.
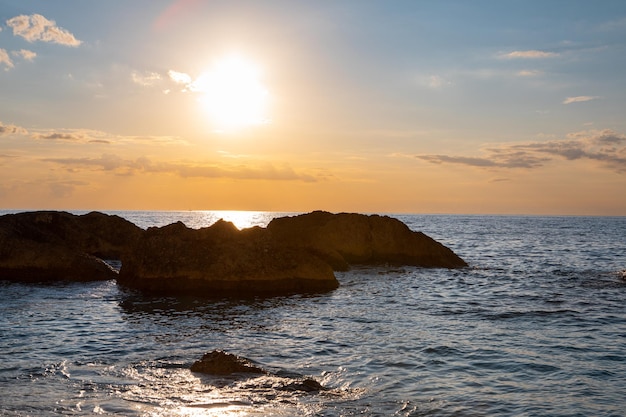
<box><xmin>0</xmin><ymin>211</ymin><xmax>142</xmax><ymax>282</ymax></box>
<box><xmin>267</xmin><ymin>211</ymin><xmax>467</xmax><ymax>270</ymax></box>
<box><xmin>0</xmin><ymin>210</ymin><xmax>466</xmax><ymax>294</ymax></box>
<box><xmin>117</xmin><ymin>218</ymin><xmax>339</xmax><ymax>296</ymax></box>
<box><xmin>190</xmin><ymin>350</ymin><xmax>266</xmax><ymax>375</ymax></box>
<box><xmin>190</xmin><ymin>350</ymin><xmax>328</xmax><ymax>393</ymax></box>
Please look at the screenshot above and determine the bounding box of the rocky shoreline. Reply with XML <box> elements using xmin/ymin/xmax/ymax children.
<box><xmin>0</xmin><ymin>210</ymin><xmax>467</xmax><ymax>296</ymax></box>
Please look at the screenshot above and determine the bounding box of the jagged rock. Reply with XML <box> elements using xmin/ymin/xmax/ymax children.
<box><xmin>190</xmin><ymin>350</ymin><xmax>328</xmax><ymax>394</ymax></box>
<box><xmin>1</xmin><ymin>210</ymin><xmax>466</xmax><ymax>293</ymax></box>
<box><xmin>190</xmin><ymin>350</ymin><xmax>267</xmax><ymax>375</ymax></box>
<box><xmin>280</xmin><ymin>378</ymin><xmax>328</xmax><ymax>393</ymax></box>
<box><xmin>118</xmin><ymin>211</ymin><xmax>466</xmax><ymax>295</ymax></box>
<box><xmin>118</xmin><ymin>219</ymin><xmax>338</xmax><ymax>295</ymax></box>
<box><xmin>0</xmin><ymin>211</ymin><xmax>143</xmax><ymax>282</ymax></box>
<box><xmin>267</xmin><ymin>211</ymin><xmax>467</xmax><ymax>270</ymax></box>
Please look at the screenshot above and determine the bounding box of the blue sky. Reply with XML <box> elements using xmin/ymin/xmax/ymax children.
<box><xmin>1</xmin><ymin>1</ymin><xmax>625</xmax><ymax>214</ymax></box>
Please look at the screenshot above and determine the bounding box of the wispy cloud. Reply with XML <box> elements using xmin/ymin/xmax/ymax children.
<box><xmin>0</xmin><ymin>49</ymin><xmax>14</xmax><ymax>70</ymax></box>
<box><xmin>516</xmin><ymin>69</ymin><xmax>543</xmax><ymax>77</ymax></box>
<box><xmin>41</xmin><ymin>154</ymin><xmax>320</xmax><ymax>182</ymax></box>
<box><xmin>562</xmin><ymin>96</ymin><xmax>600</xmax><ymax>104</ymax></box>
<box><xmin>168</xmin><ymin>70</ymin><xmax>193</xmax><ymax>89</ymax></box>
<box><xmin>6</xmin><ymin>14</ymin><xmax>82</xmax><ymax>46</ymax></box>
<box><xmin>12</xmin><ymin>49</ymin><xmax>37</xmax><ymax>62</ymax></box>
<box><xmin>29</xmin><ymin>128</ymin><xmax>185</xmax><ymax>146</ymax></box>
<box><xmin>418</xmin><ymin>153</ymin><xmax>548</xmax><ymax>169</ymax></box>
<box><xmin>0</xmin><ymin>121</ymin><xmax>28</xmax><ymax>135</ymax></box>
<box><xmin>0</xmin><ymin>48</ymin><xmax>37</xmax><ymax>70</ymax></box>
<box><xmin>427</xmin><ymin>75</ymin><xmax>452</xmax><ymax>88</ymax></box>
<box><xmin>416</xmin><ymin>129</ymin><xmax>626</xmax><ymax>174</ymax></box>
<box><xmin>33</xmin><ymin>132</ymin><xmax>87</xmax><ymax>141</ymax></box>
<box><xmin>131</xmin><ymin>71</ymin><xmax>162</xmax><ymax>87</ymax></box>
<box><xmin>501</xmin><ymin>50</ymin><xmax>559</xmax><ymax>59</ymax></box>
<box><xmin>600</xmin><ymin>16</ymin><xmax>626</xmax><ymax>31</ymax></box>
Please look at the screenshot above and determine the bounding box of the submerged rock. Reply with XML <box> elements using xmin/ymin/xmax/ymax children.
<box><xmin>190</xmin><ymin>350</ymin><xmax>266</xmax><ymax>375</ymax></box>
<box><xmin>190</xmin><ymin>350</ymin><xmax>328</xmax><ymax>393</ymax></box>
<box><xmin>280</xmin><ymin>378</ymin><xmax>328</xmax><ymax>393</ymax></box>
<box><xmin>0</xmin><ymin>211</ymin><xmax>143</xmax><ymax>282</ymax></box>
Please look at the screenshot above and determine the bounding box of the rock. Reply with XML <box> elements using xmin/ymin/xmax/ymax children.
<box><xmin>267</xmin><ymin>211</ymin><xmax>467</xmax><ymax>270</ymax></box>
<box><xmin>190</xmin><ymin>350</ymin><xmax>328</xmax><ymax>394</ymax></box>
<box><xmin>118</xmin><ymin>211</ymin><xmax>466</xmax><ymax>295</ymax></box>
<box><xmin>0</xmin><ymin>211</ymin><xmax>143</xmax><ymax>282</ymax></box>
<box><xmin>280</xmin><ymin>378</ymin><xmax>328</xmax><ymax>393</ymax></box>
<box><xmin>190</xmin><ymin>350</ymin><xmax>266</xmax><ymax>375</ymax></box>
<box><xmin>118</xmin><ymin>219</ymin><xmax>338</xmax><ymax>296</ymax></box>
<box><xmin>1</xmin><ymin>210</ymin><xmax>467</xmax><ymax>293</ymax></box>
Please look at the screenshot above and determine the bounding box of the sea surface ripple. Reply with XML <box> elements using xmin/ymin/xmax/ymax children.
<box><xmin>1</xmin><ymin>212</ymin><xmax>625</xmax><ymax>416</ymax></box>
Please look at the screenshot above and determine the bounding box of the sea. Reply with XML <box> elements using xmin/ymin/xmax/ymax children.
<box><xmin>0</xmin><ymin>210</ymin><xmax>624</xmax><ymax>417</ymax></box>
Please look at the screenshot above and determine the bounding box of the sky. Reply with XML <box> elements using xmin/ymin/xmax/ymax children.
<box><xmin>1</xmin><ymin>0</ymin><xmax>626</xmax><ymax>215</ymax></box>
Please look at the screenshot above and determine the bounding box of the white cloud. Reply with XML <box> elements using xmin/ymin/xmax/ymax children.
<box><xmin>11</xmin><ymin>49</ymin><xmax>37</xmax><ymax>62</ymax></box>
<box><xmin>502</xmin><ymin>50</ymin><xmax>558</xmax><ymax>59</ymax></box>
<box><xmin>131</xmin><ymin>71</ymin><xmax>162</xmax><ymax>87</ymax></box>
<box><xmin>562</xmin><ymin>96</ymin><xmax>600</xmax><ymax>105</ymax></box>
<box><xmin>0</xmin><ymin>49</ymin><xmax>14</xmax><ymax>70</ymax></box>
<box><xmin>6</xmin><ymin>14</ymin><xmax>82</xmax><ymax>46</ymax></box>
<box><xmin>168</xmin><ymin>70</ymin><xmax>192</xmax><ymax>86</ymax></box>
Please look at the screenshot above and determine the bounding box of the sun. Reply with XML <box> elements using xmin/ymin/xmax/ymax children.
<box><xmin>196</xmin><ymin>54</ymin><xmax>270</xmax><ymax>132</ymax></box>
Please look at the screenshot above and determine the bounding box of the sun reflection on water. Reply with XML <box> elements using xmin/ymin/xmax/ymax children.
<box><xmin>173</xmin><ymin>404</ymin><xmax>251</xmax><ymax>417</ymax></box>
<box><xmin>199</xmin><ymin>210</ymin><xmax>292</xmax><ymax>230</ymax></box>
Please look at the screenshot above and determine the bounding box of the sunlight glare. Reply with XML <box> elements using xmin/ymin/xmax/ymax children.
<box><xmin>196</xmin><ymin>55</ymin><xmax>270</xmax><ymax>132</ymax></box>
<box><xmin>211</xmin><ymin>210</ymin><xmax>271</xmax><ymax>230</ymax></box>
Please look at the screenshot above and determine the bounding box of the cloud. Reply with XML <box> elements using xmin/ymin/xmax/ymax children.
<box><xmin>501</xmin><ymin>50</ymin><xmax>558</xmax><ymax>59</ymax></box>
<box><xmin>41</xmin><ymin>154</ymin><xmax>320</xmax><ymax>182</ymax></box>
<box><xmin>417</xmin><ymin>153</ymin><xmax>548</xmax><ymax>169</ymax></box>
<box><xmin>427</xmin><ymin>75</ymin><xmax>451</xmax><ymax>88</ymax></box>
<box><xmin>6</xmin><ymin>14</ymin><xmax>82</xmax><ymax>46</ymax></box>
<box><xmin>0</xmin><ymin>153</ymin><xmax>18</xmax><ymax>165</ymax></box>
<box><xmin>0</xmin><ymin>121</ymin><xmax>28</xmax><ymax>135</ymax></box>
<box><xmin>0</xmin><ymin>49</ymin><xmax>14</xmax><ymax>70</ymax></box>
<box><xmin>12</xmin><ymin>49</ymin><xmax>37</xmax><ymax>61</ymax></box>
<box><xmin>131</xmin><ymin>71</ymin><xmax>162</xmax><ymax>87</ymax></box>
<box><xmin>29</xmin><ymin>128</ymin><xmax>185</xmax><ymax>146</ymax></box>
<box><xmin>32</xmin><ymin>132</ymin><xmax>86</xmax><ymax>141</ymax></box>
<box><xmin>600</xmin><ymin>16</ymin><xmax>626</xmax><ymax>31</ymax></box>
<box><xmin>562</xmin><ymin>96</ymin><xmax>600</xmax><ymax>104</ymax></box>
<box><xmin>516</xmin><ymin>69</ymin><xmax>542</xmax><ymax>77</ymax></box>
<box><xmin>168</xmin><ymin>70</ymin><xmax>192</xmax><ymax>88</ymax></box>
<box><xmin>167</xmin><ymin>69</ymin><xmax>211</xmax><ymax>93</ymax></box>
<box><xmin>416</xmin><ymin>129</ymin><xmax>626</xmax><ymax>174</ymax></box>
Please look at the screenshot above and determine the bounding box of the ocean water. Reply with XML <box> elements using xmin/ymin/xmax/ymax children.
<box><xmin>1</xmin><ymin>211</ymin><xmax>625</xmax><ymax>416</ymax></box>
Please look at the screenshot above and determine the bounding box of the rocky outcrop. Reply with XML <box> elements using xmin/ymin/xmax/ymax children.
<box><xmin>0</xmin><ymin>210</ymin><xmax>467</xmax><ymax>293</ymax></box>
<box><xmin>0</xmin><ymin>211</ymin><xmax>143</xmax><ymax>282</ymax></box>
<box><xmin>267</xmin><ymin>211</ymin><xmax>467</xmax><ymax>270</ymax></box>
<box><xmin>118</xmin><ymin>211</ymin><xmax>466</xmax><ymax>296</ymax></box>
<box><xmin>117</xmin><ymin>219</ymin><xmax>339</xmax><ymax>296</ymax></box>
